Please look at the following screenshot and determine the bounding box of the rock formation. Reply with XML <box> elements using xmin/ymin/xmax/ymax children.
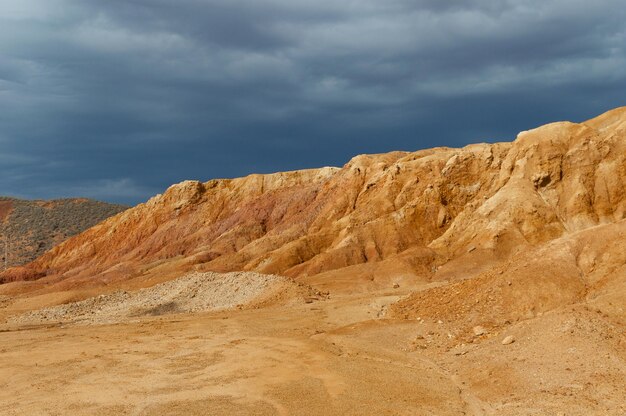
<box><xmin>1</xmin><ymin>108</ymin><xmax>624</xmax><ymax>303</ymax></box>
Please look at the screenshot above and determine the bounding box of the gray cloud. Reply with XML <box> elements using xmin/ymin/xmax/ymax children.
<box><xmin>0</xmin><ymin>0</ymin><xmax>624</xmax><ymax>204</ymax></box>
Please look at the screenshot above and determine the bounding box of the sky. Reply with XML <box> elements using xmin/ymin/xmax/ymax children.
<box><xmin>1</xmin><ymin>0</ymin><xmax>625</xmax><ymax>205</ymax></box>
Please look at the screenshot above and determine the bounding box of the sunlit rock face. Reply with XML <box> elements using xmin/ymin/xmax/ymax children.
<box><xmin>2</xmin><ymin>107</ymin><xmax>625</xmax><ymax>295</ymax></box>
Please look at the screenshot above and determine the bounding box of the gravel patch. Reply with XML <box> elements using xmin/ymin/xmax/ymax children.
<box><xmin>8</xmin><ymin>271</ymin><xmax>309</xmax><ymax>326</ymax></box>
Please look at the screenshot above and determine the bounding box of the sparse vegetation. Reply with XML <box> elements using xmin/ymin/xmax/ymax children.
<box><xmin>0</xmin><ymin>196</ymin><xmax>127</xmax><ymax>268</ymax></box>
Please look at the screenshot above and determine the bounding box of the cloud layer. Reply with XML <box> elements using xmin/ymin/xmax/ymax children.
<box><xmin>1</xmin><ymin>0</ymin><xmax>625</xmax><ymax>204</ymax></box>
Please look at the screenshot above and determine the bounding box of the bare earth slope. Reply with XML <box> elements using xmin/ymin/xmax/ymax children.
<box><xmin>0</xmin><ymin>107</ymin><xmax>625</xmax><ymax>415</ymax></box>
<box><xmin>2</xmin><ymin>107</ymin><xmax>625</xmax><ymax>294</ymax></box>
<box><xmin>0</xmin><ymin>197</ymin><xmax>127</xmax><ymax>269</ymax></box>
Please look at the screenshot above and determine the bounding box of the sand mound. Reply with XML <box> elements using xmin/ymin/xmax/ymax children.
<box><xmin>8</xmin><ymin>271</ymin><xmax>318</xmax><ymax>326</ymax></box>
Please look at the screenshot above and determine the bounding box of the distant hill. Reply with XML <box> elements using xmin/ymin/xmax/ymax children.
<box><xmin>0</xmin><ymin>197</ymin><xmax>127</xmax><ymax>269</ymax></box>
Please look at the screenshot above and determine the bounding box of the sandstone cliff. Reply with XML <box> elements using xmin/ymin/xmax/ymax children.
<box><xmin>1</xmin><ymin>108</ymin><xmax>624</xmax><ymax>304</ymax></box>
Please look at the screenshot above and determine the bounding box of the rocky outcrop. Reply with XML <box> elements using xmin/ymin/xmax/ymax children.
<box><xmin>1</xmin><ymin>108</ymin><xmax>625</xmax><ymax>296</ymax></box>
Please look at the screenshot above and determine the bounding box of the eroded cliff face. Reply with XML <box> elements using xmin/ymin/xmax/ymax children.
<box><xmin>2</xmin><ymin>108</ymin><xmax>625</xmax><ymax>295</ymax></box>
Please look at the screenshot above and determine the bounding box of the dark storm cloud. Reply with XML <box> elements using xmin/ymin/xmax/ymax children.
<box><xmin>0</xmin><ymin>0</ymin><xmax>625</xmax><ymax>204</ymax></box>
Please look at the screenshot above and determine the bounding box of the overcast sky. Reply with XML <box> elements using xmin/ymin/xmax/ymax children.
<box><xmin>1</xmin><ymin>0</ymin><xmax>625</xmax><ymax>205</ymax></box>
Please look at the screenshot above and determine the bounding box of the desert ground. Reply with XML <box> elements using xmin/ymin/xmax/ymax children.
<box><xmin>1</xmin><ymin>267</ymin><xmax>625</xmax><ymax>416</ymax></box>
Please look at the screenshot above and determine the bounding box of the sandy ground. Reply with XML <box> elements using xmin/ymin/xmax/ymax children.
<box><xmin>1</xmin><ymin>276</ymin><xmax>625</xmax><ymax>416</ymax></box>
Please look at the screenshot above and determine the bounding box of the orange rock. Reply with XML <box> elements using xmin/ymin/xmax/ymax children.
<box><xmin>1</xmin><ymin>107</ymin><xmax>625</xmax><ymax>304</ymax></box>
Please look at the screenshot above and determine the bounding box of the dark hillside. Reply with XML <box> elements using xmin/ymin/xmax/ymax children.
<box><xmin>0</xmin><ymin>197</ymin><xmax>127</xmax><ymax>269</ymax></box>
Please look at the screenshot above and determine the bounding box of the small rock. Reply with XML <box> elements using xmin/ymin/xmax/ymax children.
<box><xmin>468</xmin><ymin>246</ymin><xmax>476</xmax><ymax>253</ymax></box>
<box><xmin>393</xmin><ymin>283</ymin><xmax>400</xmax><ymax>289</ymax></box>
<box><xmin>472</xmin><ymin>325</ymin><xmax>487</xmax><ymax>336</ymax></box>
<box><xmin>501</xmin><ymin>335</ymin><xmax>515</xmax><ymax>345</ymax></box>
<box><xmin>437</xmin><ymin>320</ymin><xmax>444</xmax><ymax>324</ymax></box>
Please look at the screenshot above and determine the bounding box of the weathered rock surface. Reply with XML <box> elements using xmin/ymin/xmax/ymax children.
<box><xmin>1</xmin><ymin>108</ymin><xmax>625</xmax><ymax>307</ymax></box>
